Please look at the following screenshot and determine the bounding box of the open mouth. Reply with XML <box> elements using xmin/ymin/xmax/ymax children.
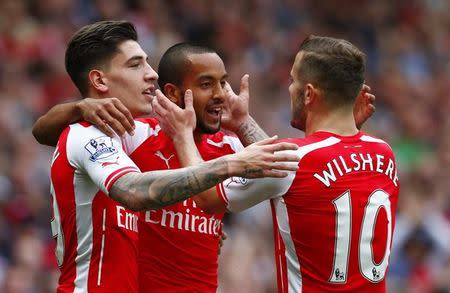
<box><xmin>142</xmin><ymin>88</ymin><xmax>156</xmax><ymax>99</ymax></box>
<box><xmin>206</xmin><ymin>106</ymin><xmax>223</xmax><ymax>120</ymax></box>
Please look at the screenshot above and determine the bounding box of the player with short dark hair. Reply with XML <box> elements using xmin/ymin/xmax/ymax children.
<box><xmin>65</xmin><ymin>21</ymin><xmax>138</xmax><ymax>97</ymax></box>
<box><xmin>45</xmin><ymin>20</ymin><xmax>300</xmax><ymax>292</ymax></box>
<box><xmin>221</xmin><ymin>35</ymin><xmax>399</xmax><ymax>292</ymax></box>
<box><xmin>154</xmin><ymin>35</ymin><xmax>399</xmax><ymax>293</ymax></box>
<box><xmin>133</xmin><ymin>42</ymin><xmax>275</xmax><ymax>292</ymax></box>
<box><xmin>157</xmin><ymin>43</ymin><xmax>216</xmax><ymax>93</ymax></box>
<box><xmin>34</xmin><ymin>30</ymin><xmax>376</xmax><ymax>290</ymax></box>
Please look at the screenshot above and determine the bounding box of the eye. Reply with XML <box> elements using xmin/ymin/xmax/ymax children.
<box><xmin>201</xmin><ymin>82</ymin><xmax>211</xmax><ymax>88</ymax></box>
<box><xmin>220</xmin><ymin>81</ymin><xmax>226</xmax><ymax>88</ymax></box>
<box><xmin>130</xmin><ymin>63</ymin><xmax>140</xmax><ymax>68</ymax></box>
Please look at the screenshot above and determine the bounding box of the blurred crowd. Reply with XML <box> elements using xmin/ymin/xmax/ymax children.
<box><xmin>0</xmin><ymin>0</ymin><xmax>449</xmax><ymax>292</ymax></box>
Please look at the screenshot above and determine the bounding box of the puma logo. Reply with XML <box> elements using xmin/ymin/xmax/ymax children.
<box><xmin>101</xmin><ymin>157</ymin><xmax>119</xmax><ymax>167</ymax></box>
<box><xmin>155</xmin><ymin>151</ymin><xmax>175</xmax><ymax>169</ymax></box>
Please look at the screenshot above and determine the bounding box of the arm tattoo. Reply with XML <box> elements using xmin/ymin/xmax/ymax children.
<box><xmin>110</xmin><ymin>158</ymin><xmax>231</xmax><ymax>211</ymax></box>
<box><xmin>236</xmin><ymin>116</ymin><xmax>269</xmax><ymax>146</ymax></box>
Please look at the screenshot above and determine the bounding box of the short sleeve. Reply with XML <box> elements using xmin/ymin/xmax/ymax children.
<box><xmin>66</xmin><ymin>124</ymin><xmax>140</xmax><ymax>195</ymax></box>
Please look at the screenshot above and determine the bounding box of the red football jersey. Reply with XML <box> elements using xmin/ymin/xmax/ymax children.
<box><xmin>122</xmin><ymin>118</ymin><xmax>243</xmax><ymax>292</ymax></box>
<box><xmin>50</xmin><ymin>122</ymin><xmax>140</xmax><ymax>293</ymax></box>
<box><xmin>218</xmin><ymin>131</ymin><xmax>400</xmax><ymax>293</ymax></box>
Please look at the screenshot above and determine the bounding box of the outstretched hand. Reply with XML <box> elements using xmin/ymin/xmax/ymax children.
<box><xmin>221</xmin><ymin>74</ymin><xmax>251</xmax><ymax>132</ymax></box>
<box><xmin>354</xmin><ymin>84</ymin><xmax>376</xmax><ymax>129</ymax></box>
<box><xmin>76</xmin><ymin>97</ymin><xmax>135</xmax><ymax>137</ymax></box>
<box><xmin>231</xmin><ymin>136</ymin><xmax>300</xmax><ymax>178</ymax></box>
<box><xmin>152</xmin><ymin>89</ymin><xmax>196</xmax><ymax>139</ymax></box>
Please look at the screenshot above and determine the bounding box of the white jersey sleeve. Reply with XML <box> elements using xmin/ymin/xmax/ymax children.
<box><xmin>66</xmin><ymin>123</ymin><xmax>141</xmax><ymax>194</ymax></box>
<box><xmin>120</xmin><ymin>120</ymin><xmax>161</xmax><ymax>155</ymax></box>
<box><xmin>217</xmin><ymin>151</ymin><xmax>298</xmax><ymax>212</ymax></box>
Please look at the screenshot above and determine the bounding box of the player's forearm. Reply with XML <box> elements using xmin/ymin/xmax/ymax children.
<box><xmin>172</xmin><ymin>132</ymin><xmax>204</xmax><ymax>166</ymax></box>
<box><xmin>32</xmin><ymin>101</ymin><xmax>81</xmax><ymax>146</ymax></box>
<box><xmin>110</xmin><ymin>157</ymin><xmax>233</xmax><ymax>211</ymax></box>
<box><xmin>172</xmin><ymin>133</ymin><xmax>227</xmax><ymax>214</ymax></box>
<box><xmin>234</xmin><ymin>116</ymin><xmax>269</xmax><ymax>146</ymax></box>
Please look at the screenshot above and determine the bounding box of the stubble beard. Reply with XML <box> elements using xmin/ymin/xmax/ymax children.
<box><xmin>197</xmin><ymin>119</ymin><xmax>221</xmax><ymax>134</ymax></box>
<box><xmin>291</xmin><ymin>89</ymin><xmax>306</xmax><ymax>131</ymax></box>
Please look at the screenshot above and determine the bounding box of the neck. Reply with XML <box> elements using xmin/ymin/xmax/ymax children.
<box><xmin>305</xmin><ymin>105</ymin><xmax>358</xmax><ymax>137</ymax></box>
<box><xmin>193</xmin><ymin>129</ymin><xmax>203</xmax><ymax>142</ymax></box>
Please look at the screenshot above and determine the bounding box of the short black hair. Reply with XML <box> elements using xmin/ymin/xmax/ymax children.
<box><xmin>158</xmin><ymin>42</ymin><xmax>216</xmax><ymax>89</ymax></box>
<box><xmin>65</xmin><ymin>20</ymin><xmax>138</xmax><ymax>96</ymax></box>
<box><xmin>297</xmin><ymin>35</ymin><xmax>366</xmax><ymax>107</ymax></box>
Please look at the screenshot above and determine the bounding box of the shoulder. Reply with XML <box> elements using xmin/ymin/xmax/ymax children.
<box><xmin>64</xmin><ymin>122</ymin><xmax>121</xmax><ymax>161</ymax></box>
<box><xmin>121</xmin><ymin>118</ymin><xmax>165</xmax><ymax>155</ymax></box>
<box><xmin>204</xmin><ymin>131</ymin><xmax>243</xmax><ymax>153</ymax></box>
<box><xmin>359</xmin><ymin>132</ymin><xmax>395</xmax><ymax>155</ymax></box>
<box><xmin>67</xmin><ymin>122</ymin><xmax>116</xmax><ymax>142</ymax></box>
<box><xmin>278</xmin><ymin>134</ymin><xmax>340</xmax><ymax>147</ymax></box>
<box><xmin>134</xmin><ymin>117</ymin><xmax>162</xmax><ymax>137</ymax></box>
<box><xmin>359</xmin><ymin>132</ymin><xmax>390</xmax><ymax>145</ymax></box>
<box><xmin>277</xmin><ymin>135</ymin><xmax>342</xmax><ymax>160</ymax></box>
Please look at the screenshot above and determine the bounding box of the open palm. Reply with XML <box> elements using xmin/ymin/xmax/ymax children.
<box><xmin>221</xmin><ymin>74</ymin><xmax>251</xmax><ymax>132</ymax></box>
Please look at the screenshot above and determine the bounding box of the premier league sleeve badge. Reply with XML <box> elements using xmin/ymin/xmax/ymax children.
<box><xmin>84</xmin><ymin>136</ymin><xmax>118</xmax><ymax>162</ymax></box>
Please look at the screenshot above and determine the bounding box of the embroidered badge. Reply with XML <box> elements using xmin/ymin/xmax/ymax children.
<box><xmin>85</xmin><ymin>136</ymin><xmax>118</xmax><ymax>162</ymax></box>
<box><xmin>226</xmin><ymin>176</ymin><xmax>249</xmax><ymax>187</ymax></box>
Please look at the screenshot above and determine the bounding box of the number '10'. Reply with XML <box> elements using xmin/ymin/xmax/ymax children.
<box><xmin>330</xmin><ymin>190</ymin><xmax>392</xmax><ymax>283</ymax></box>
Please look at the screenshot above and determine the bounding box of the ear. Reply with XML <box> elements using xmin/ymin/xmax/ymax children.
<box><xmin>304</xmin><ymin>83</ymin><xmax>316</xmax><ymax>106</ymax></box>
<box><xmin>163</xmin><ymin>83</ymin><xmax>183</xmax><ymax>106</ymax></box>
<box><xmin>88</xmin><ymin>69</ymin><xmax>108</xmax><ymax>93</ymax></box>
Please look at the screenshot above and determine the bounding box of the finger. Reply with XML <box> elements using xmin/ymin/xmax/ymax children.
<box><xmin>184</xmin><ymin>89</ymin><xmax>193</xmax><ymax>111</ymax></box>
<box><xmin>98</xmin><ymin>110</ymin><xmax>127</xmax><ymax>136</ymax></box>
<box><xmin>104</xmin><ymin>104</ymin><xmax>135</xmax><ymax>136</ymax></box>
<box><xmin>112</xmin><ymin>99</ymin><xmax>135</xmax><ymax>134</ymax></box>
<box><xmin>361</xmin><ymin>84</ymin><xmax>370</xmax><ymax>93</ymax></box>
<box><xmin>365</xmin><ymin>93</ymin><xmax>376</xmax><ymax>104</ymax></box>
<box><xmin>367</xmin><ymin>104</ymin><xmax>376</xmax><ymax>115</ymax></box>
<box><xmin>253</xmin><ymin>135</ymin><xmax>278</xmax><ymax>146</ymax></box>
<box><xmin>260</xmin><ymin>170</ymin><xmax>290</xmax><ymax>178</ymax></box>
<box><xmin>273</xmin><ymin>152</ymin><xmax>301</xmax><ymax>162</ymax></box>
<box><xmin>271</xmin><ymin>162</ymin><xmax>299</xmax><ymax>171</ymax></box>
<box><xmin>155</xmin><ymin>89</ymin><xmax>176</xmax><ymax>110</ymax></box>
<box><xmin>151</xmin><ymin>99</ymin><xmax>165</xmax><ymax>118</ymax></box>
<box><xmin>240</xmin><ymin>74</ymin><xmax>249</xmax><ymax>95</ymax></box>
<box><xmin>152</xmin><ymin>98</ymin><xmax>169</xmax><ymax>118</ymax></box>
<box><xmin>266</xmin><ymin>142</ymin><xmax>299</xmax><ymax>152</ymax></box>
<box><xmin>223</xmin><ymin>81</ymin><xmax>233</xmax><ymax>94</ymax></box>
<box><xmin>90</xmin><ymin>116</ymin><xmax>115</xmax><ymax>137</ymax></box>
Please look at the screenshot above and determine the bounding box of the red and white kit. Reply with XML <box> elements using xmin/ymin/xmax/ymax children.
<box><xmin>218</xmin><ymin>131</ymin><xmax>400</xmax><ymax>293</ymax></box>
<box><xmin>121</xmin><ymin>118</ymin><xmax>243</xmax><ymax>293</ymax></box>
<box><xmin>50</xmin><ymin>122</ymin><xmax>141</xmax><ymax>293</ymax></box>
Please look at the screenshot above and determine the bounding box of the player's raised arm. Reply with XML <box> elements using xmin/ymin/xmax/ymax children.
<box><xmin>151</xmin><ymin>88</ymin><xmax>300</xmax><ymax>213</ymax></box>
<box><xmin>109</xmin><ymin>137</ymin><xmax>300</xmax><ymax>212</ymax></box>
<box><xmin>221</xmin><ymin>74</ymin><xmax>270</xmax><ymax>145</ymax></box>
<box><xmin>32</xmin><ymin>97</ymin><xmax>135</xmax><ymax>146</ymax></box>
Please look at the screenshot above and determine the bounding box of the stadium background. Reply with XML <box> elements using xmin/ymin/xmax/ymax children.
<box><xmin>0</xmin><ymin>0</ymin><xmax>449</xmax><ymax>292</ymax></box>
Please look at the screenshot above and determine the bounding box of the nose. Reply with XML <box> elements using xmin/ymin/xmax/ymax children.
<box><xmin>144</xmin><ymin>63</ymin><xmax>158</xmax><ymax>82</ymax></box>
<box><xmin>213</xmin><ymin>83</ymin><xmax>225</xmax><ymax>102</ymax></box>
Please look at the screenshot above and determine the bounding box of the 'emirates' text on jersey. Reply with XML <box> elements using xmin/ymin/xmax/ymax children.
<box><xmin>50</xmin><ymin>122</ymin><xmax>140</xmax><ymax>293</ymax></box>
<box><xmin>122</xmin><ymin>118</ymin><xmax>243</xmax><ymax>293</ymax></box>
<box><xmin>218</xmin><ymin>131</ymin><xmax>400</xmax><ymax>293</ymax></box>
